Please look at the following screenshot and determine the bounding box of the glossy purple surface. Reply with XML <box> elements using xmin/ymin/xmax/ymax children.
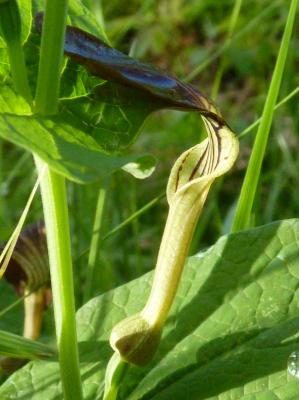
<box><xmin>35</xmin><ymin>13</ymin><xmax>224</xmax><ymax>123</ymax></box>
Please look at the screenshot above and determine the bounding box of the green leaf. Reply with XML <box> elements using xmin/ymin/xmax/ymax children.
<box><xmin>1</xmin><ymin>219</ymin><xmax>299</xmax><ymax>399</ymax></box>
<box><xmin>0</xmin><ymin>84</ymin><xmax>157</xmax><ymax>182</ymax></box>
<box><xmin>0</xmin><ymin>0</ymin><xmax>158</xmax><ymax>183</ymax></box>
<box><xmin>121</xmin><ymin>155</ymin><xmax>156</xmax><ymax>180</ymax></box>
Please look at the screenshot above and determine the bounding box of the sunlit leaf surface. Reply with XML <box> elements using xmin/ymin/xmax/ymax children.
<box><xmin>1</xmin><ymin>220</ymin><xmax>299</xmax><ymax>399</ymax></box>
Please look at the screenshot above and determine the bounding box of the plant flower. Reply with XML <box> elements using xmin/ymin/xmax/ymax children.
<box><xmin>110</xmin><ymin>104</ymin><xmax>239</xmax><ymax>366</ymax></box>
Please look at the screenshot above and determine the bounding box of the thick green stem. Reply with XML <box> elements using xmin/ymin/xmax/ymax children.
<box><xmin>33</xmin><ymin>0</ymin><xmax>83</xmax><ymax>398</ymax></box>
<box><xmin>35</xmin><ymin>158</ymin><xmax>82</xmax><ymax>400</ymax></box>
<box><xmin>231</xmin><ymin>0</ymin><xmax>298</xmax><ymax>232</ymax></box>
<box><xmin>35</xmin><ymin>0</ymin><xmax>68</xmax><ymax>114</ymax></box>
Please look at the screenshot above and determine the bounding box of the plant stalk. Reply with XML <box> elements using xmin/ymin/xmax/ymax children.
<box><xmin>34</xmin><ymin>158</ymin><xmax>83</xmax><ymax>400</ymax></box>
<box><xmin>35</xmin><ymin>0</ymin><xmax>68</xmax><ymax>114</ymax></box>
<box><xmin>33</xmin><ymin>0</ymin><xmax>83</xmax><ymax>398</ymax></box>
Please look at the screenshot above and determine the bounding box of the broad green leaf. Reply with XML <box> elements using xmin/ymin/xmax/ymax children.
<box><xmin>59</xmin><ymin>61</ymin><xmax>102</xmax><ymax>100</ymax></box>
<box><xmin>0</xmin><ymin>86</ymin><xmax>31</xmax><ymax>114</ymax></box>
<box><xmin>1</xmin><ymin>219</ymin><xmax>299</xmax><ymax>399</ymax></box>
<box><xmin>0</xmin><ymin>84</ymin><xmax>157</xmax><ymax>182</ymax></box>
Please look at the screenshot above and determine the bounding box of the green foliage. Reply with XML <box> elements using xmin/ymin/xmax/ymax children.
<box><xmin>0</xmin><ymin>0</ymin><xmax>299</xmax><ymax>398</ymax></box>
<box><xmin>0</xmin><ymin>0</ymin><xmax>156</xmax><ymax>183</ymax></box>
<box><xmin>1</xmin><ymin>220</ymin><xmax>299</xmax><ymax>399</ymax></box>
<box><xmin>0</xmin><ymin>84</ymin><xmax>156</xmax><ymax>182</ymax></box>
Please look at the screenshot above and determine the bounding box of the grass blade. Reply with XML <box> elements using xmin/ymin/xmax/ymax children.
<box><xmin>83</xmin><ymin>186</ymin><xmax>107</xmax><ymax>302</ymax></box>
<box><xmin>0</xmin><ymin>329</ymin><xmax>55</xmax><ymax>360</ymax></box>
<box><xmin>231</xmin><ymin>0</ymin><xmax>298</xmax><ymax>232</ymax></box>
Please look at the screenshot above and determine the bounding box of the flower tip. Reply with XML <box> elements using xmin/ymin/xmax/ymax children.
<box><xmin>110</xmin><ymin>313</ymin><xmax>161</xmax><ymax>366</ymax></box>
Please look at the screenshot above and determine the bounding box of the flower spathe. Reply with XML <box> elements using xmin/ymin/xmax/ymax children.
<box><xmin>110</xmin><ymin>106</ymin><xmax>239</xmax><ymax>366</ymax></box>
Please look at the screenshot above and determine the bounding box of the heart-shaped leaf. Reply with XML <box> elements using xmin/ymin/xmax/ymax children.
<box><xmin>1</xmin><ymin>219</ymin><xmax>299</xmax><ymax>399</ymax></box>
<box><xmin>0</xmin><ymin>83</ymin><xmax>157</xmax><ymax>182</ymax></box>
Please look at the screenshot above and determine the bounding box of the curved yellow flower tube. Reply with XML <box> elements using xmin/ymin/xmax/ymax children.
<box><xmin>110</xmin><ymin>102</ymin><xmax>239</xmax><ymax>366</ymax></box>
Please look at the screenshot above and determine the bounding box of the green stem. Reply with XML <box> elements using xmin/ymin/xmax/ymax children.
<box><xmin>33</xmin><ymin>0</ymin><xmax>83</xmax><ymax>398</ymax></box>
<box><xmin>0</xmin><ymin>0</ymin><xmax>32</xmax><ymax>104</ymax></box>
<box><xmin>84</xmin><ymin>185</ymin><xmax>107</xmax><ymax>303</ymax></box>
<box><xmin>231</xmin><ymin>0</ymin><xmax>298</xmax><ymax>232</ymax></box>
<box><xmin>35</xmin><ymin>158</ymin><xmax>82</xmax><ymax>400</ymax></box>
<box><xmin>35</xmin><ymin>0</ymin><xmax>68</xmax><ymax>114</ymax></box>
